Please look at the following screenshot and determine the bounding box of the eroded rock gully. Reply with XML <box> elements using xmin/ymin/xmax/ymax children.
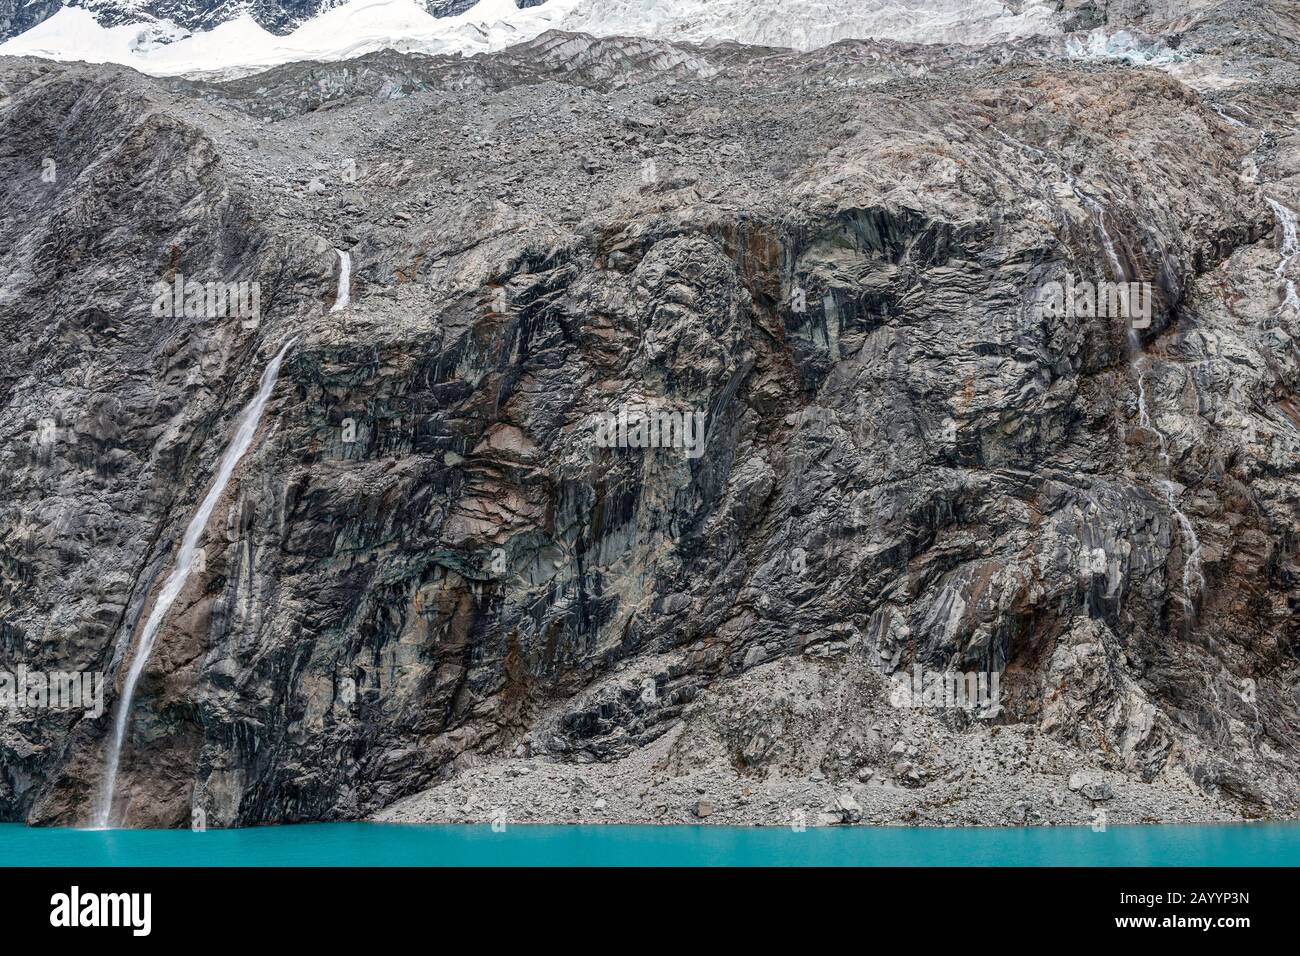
<box><xmin>1</xmin><ymin>12</ymin><xmax>1299</xmax><ymax>828</ymax></box>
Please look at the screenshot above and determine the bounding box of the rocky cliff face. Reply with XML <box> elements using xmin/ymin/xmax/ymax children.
<box><xmin>0</xmin><ymin>0</ymin><xmax>58</xmax><ymax>42</ymax></box>
<box><xmin>1</xmin><ymin>2</ymin><xmax>1299</xmax><ymax>829</ymax></box>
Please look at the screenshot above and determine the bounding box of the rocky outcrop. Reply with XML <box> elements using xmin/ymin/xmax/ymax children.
<box><xmin>1</xmin><ymin>1</ymin><xmax>1299</xmax><ymax>828</ymax></box>
<box><xmin>0</xmin><ymin>0</ymin><xmax>61</xmax><ymax>43</ymax></box>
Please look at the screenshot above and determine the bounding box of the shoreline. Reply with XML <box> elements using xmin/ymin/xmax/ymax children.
<box><xmin>3</xmin><ymin>817</ymin><xmax>1300</xmax><ymax>832</ymax></box>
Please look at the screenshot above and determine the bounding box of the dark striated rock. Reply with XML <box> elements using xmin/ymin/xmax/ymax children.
<box><xmin>0</xmin><ymin>3</ymin><xmax>1299</xmax><ymax>829</ymax></box>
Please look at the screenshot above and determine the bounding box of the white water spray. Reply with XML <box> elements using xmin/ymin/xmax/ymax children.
<box><xmin>94</xmin><ymin>338</ymin><xmax>297</xmax><ymax>828</ymax></box>
<box><xmin>330</xmin><ymin>249</ymin><xmax>351</xmax><ymax>312</ymax></box>
<box><xmin>1265</xmin><ymin>198</ymin><xmax>1299</xmax><ymax>321</ymax></box>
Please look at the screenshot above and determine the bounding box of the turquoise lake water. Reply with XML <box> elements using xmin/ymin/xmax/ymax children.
<box><xmin>2</xmin><ymin>821</ymin><xmax>1298</xmax><ymax>866</ymax></box>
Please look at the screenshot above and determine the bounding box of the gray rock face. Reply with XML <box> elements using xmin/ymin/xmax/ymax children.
<box><xmin>0</xmin><ymin>0</ymin><xmax>62</xmax><ymax>43</ymax></box>
<box><xmin>1069</xmin><ymin>770</ymin><xmax>1113</xmax><ymax>801</ymax></box>
<box><xmin>1</xmin><ymin>3</ymin><xmax>1299</xmax><ymax>829</ymax></box>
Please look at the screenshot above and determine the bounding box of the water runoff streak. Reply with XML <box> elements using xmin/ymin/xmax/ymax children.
<box><xmin>94</xmin><ymin>338</ymin><xmax>297</xmax><ymax>828</ymax></box>
<box><xmin>990</xmin><ymin>133</ymin><xmax>1203</xmax><ymax>615</ymax></box>
<box><xmin>1266</xmin><ymin>198</ymin><xmax>1299</xmax><ymax>321</ymax></box>
<box><xmin>1163</xmin><ymin>480</ymin><xmax>1205</xmax><ymax>611</ymax></box>
<box><xmin>1069</xmin><ymin>177</ymin><xmax>1125</xmax><ymax>284</ymax></box>
<box><xmin>1066</xmin><ymin>176</ymin><xmax>1206</xmax><ymax>614</ymax></box>
<box><xmin>331</xmin><ymin>249</ymin><xmax>351</xmax><ymax>312</ymax></box>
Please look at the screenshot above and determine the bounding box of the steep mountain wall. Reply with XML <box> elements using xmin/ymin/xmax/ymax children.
<box><xmin>1</xmin><ymin>7</ymin><xmax>1298</xmax><ymax>827</ymax></box>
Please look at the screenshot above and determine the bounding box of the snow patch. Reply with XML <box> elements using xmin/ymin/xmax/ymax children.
<box><xmin>567</xmin><ymin>0</ymin><xmax>1062</xmax><ymax>50</ymax></box>
<box><xmin>1</xmin><ymin>0</ymin><xmax>1065</xmax><ymax>77</ymax></box>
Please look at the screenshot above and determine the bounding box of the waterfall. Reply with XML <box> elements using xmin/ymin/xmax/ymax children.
<box><xmin>1133</xmin><ymin>358</ymin><xmax>1169</xmax><ymax>466</ymax></box>
<box><xmin>330</xmin><ymin>249</ymin><xmax>351</xmax><ymax>312</ymax></box>
<box><xmin>1265</xmin><ymin>198</ymin><xmax>1299</xmax><ymax>320</ymax></box>
<box><xmin>1211</xmin><ymin>104</ymin><xmax>1247</xmax><ymax>128</ymax></box>
<box><xmin>1133</xmin><ymin>368</ymin><xmax>1201</xmax><ymax>612</ymax></box>
<box><xmin>992</xmin><ymin>129</ymin><xmax>1200</xmax><ymax>617</ymax></box>
<box><xmin>93</xmin><ymin>337</ymin><xmax>297</xmax><ymax>829</ymax></box>
<box><xmin>1161</xmin><ymin>480</ymin><xmax>1205</xmax><ymax>611</ymax></box>
<box><xmin>989</xmin><ymin>128</ymin><xmax>1126</xmax><ymax>283</ymax></box>
<box><xmin>1070</xmin><ymin>178</ymin><xmax>1125</xmax><ymax>282</ymax></box>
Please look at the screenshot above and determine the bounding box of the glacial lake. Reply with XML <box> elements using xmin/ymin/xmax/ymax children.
<box><xmin>2</xmin><ymin>822</ymin><xmax>1299</xmax><ymax>866</ymax></box>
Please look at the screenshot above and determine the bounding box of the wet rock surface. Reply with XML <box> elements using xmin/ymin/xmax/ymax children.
<box><xmin>1</xmin><ymin>2</ymin><xmax>1299</xmax><ymax>828</ymax></box>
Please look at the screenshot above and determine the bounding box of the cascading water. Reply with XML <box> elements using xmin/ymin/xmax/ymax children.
<box><xmin>990</xmin><ymin>127</ymin><xmax>1128</xmax><ymax>283</ymax></box>
<box><xmin>1265</xmin><ymin>198</ymin><xmax>1299</xmax><ymax>320</ymax></box>
<box><xmin>1070</xmin><ymin>177</ymin><xmax>1125</xmax><ymax>282</ymax></box>
<box><xmin>1211</xmin><ymin>107</ymin><xmax>1242</xmax><ymax>130</ymax></box>
<box><xmin>1131</xmin><ymin>368</ymin><xmax>1204</xmax><ymax>612</ymax></box>
<box><xmin>93</xmin><ymin>337</ymin><xmax>297</xmax><ymax>829</ymax></box>
<box><xmin>1133</xmin><ymin>358</ymin><xmax>1169</xmax><ymax>466</ymax></box>
<box><xmin>1065</xmin><ymin>161</ymin><xmax>1203</xmax><ymax>615</ymax></box>
<box><xmin>331</xmin><ymin>249</ymin><xmax>351</xmax><ymax>312</ymax></box>
<box><xmin>992</xmin><ymin>126</ymin><xmax>1202</xmax><ymax>617</ymax></box>
<box><xmin>1161</xmin><ymin>480</ymin><xmax>1205</xmax><ymax>611</ymax></box>
<box><xmin>1111</xmin><ymin>184</ymin><xmax>1165</xmax><ymax>465</ymax></box>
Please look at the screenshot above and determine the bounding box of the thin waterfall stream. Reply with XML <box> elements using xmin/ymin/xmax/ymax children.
<box><xmin>1265</xmin><ymin>197</ymin><xmax>1299</xmax><ymax>321</ymax></box>
<box><xmin>992</xmin><ymin>129</ymin><xmax>1202</xmax><ymax>614</ymax></box>
<box><xmin>331</xmin><ymin>249</ymin><xmax>351</xmax><ymax>313</ymax></box>
<box><xmin>1162</xmin><ymin>480</ymin><xmax>1206</xmax><ymax>611</ymax></box>
<box><xmin>94</xmin><ymin>337</ymin><xmax>298</xmax><ymax>828</ymax></box>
